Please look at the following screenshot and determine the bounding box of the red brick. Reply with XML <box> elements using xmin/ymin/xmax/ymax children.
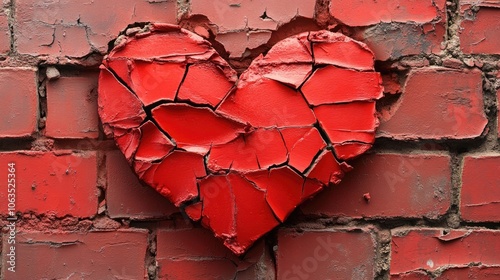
<box><xmin>345</xmin><ymin>0</ymin><xmax>446</xmax><ymax>60</ymax></box>
<box><xmin>330</xmin><ymin>0</ymin><xmax>446</xmax><ymax>27</ymax></box>
<box><xmin>378</xmin><ymin>69</ymin><xmax>487</xmax><ymax>140</ymax></box>
<box><xmin>360</xmin><ymin>23</ymin><xmax>446</xmax><ymax>61</ymax></box>
<box><xmin>45</xmin><ymin>75</ymin><xmax>99</xmax><ymax>139</ymax></box>
<box><xmin>277</xmin><ymin>229</ymin><xmax>376</xmax><ymax>280</ymax></box>
<box><xmin>0</xmin><ymin>10</ymin><xmax>9</xmax><ymax>55</ymax></box>
<box><xmin>0</xmin><ymin>68</ymin><xmax>38</xmax><ymax>137</ymax></box>
<box><xmin>0</xmin><ymin>151</ymin><xmax>97</xmax><ymax>217</ymax></box>
<box><xmin>391</xmin><ymin>229</ymin><xmax>500</xmax><ymax>276</ymax></box>
<box><xmin>2</xmin><ymin>230</ymin><xmax>148</xmax><ymax>279</ymax></box>
<box><xmin>438</xmin><ymin>266</ymin><xmax>500</xmax><ymax>279</ymax></box>
<box><xmin>460</xmin><ymin>3</ymin><xmax>500</xmax><ymax>54</ymax></box>
<box><xmin>106</xmin><ymin>151</ymin><xmax>178</xmax><ymax>219</ymax></box>
<box><xmin>498</xmin><ymin>88</ymin><xmax>500</xmax><ymax>138</ymax></box>
<box><xmin>156</xmin><ymin>228</ymin><xmax>274</xmax><ymax>279</ymax></box>
<box><xmin>302</xmin><ymin>153</ymin><xmax>451</xmax><ymax>219</ymax></box>
<box><xmin>460</xmin><ymin>154</ymin><xmax>500</xmax><ymax>222</ymax></box>
<box><xmin>190</xmin><ymin>0</ymin><xmax>316</xmax><ymax>32</ymax></box>
<box><xmin>14</xmin><ymin>0</ymin><xmax>177</xmax><ymax>57</ymax></box>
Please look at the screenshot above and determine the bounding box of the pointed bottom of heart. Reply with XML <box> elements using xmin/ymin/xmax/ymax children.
<box><xmin>183</xmin><ymin>169</ymin><xmax>327</xmax><ymax>255</ymax></box>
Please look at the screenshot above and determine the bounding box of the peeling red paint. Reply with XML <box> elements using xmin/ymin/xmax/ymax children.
<box><xmin>98</xmin><ymin>24</ymin><xmax>382</xmax><ymax>254</ymax></box>
<box><xmin>177</xmin><ymin>62</ymin><xmax>235</xmax><ymax>107</ymax></box>
<box><xmin>140</xmin><ymin>151</ymin><xmax>206</xmax><ymax>207</ymax></box>
<box><xmin>217</xmin><ymin>78</ymin><xmax>317</xmax><ymax>127</ymax></box>
<box><xmin>135</xmin><ymin>121</ymin><xmax>175</xmax><ymax>162</ymax></box>
<box><xmin>281</xmin><ymin>127</ymin><xmax>326</xmax><ymax>173</ymax></box>
<box><xmin>306</xmin><ymin>149</ymin><xmax>352</xmax><ymax>185</ymax></box>
<box><xmin>302</xmin><ymin>66</ymin><xmax>383</xmax><ymax>105</ymax></box>
<box><xmin>130</xmin><ymin>62</ymin><xmax>186</xmax><ymax>106</ymax></box>
<box><xmin>152</xmin><ymin>104</ymin><xmax>246</xmax><ymax>149</ymax></box>
<box><xmin>246</xmin><ymin>167</ymin><xmax>305</xmax><ymax>222</ymax></box>
<box><xmin>208</xmin><ymin>128</ymin><xmax>288</xmax><ymax>173</ymax></box>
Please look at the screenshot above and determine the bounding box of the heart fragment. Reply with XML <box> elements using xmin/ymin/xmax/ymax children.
<box><xmin>98</xmin><ymin>23</ymin><xmax>383</xmax><ymax>255</ymax></box>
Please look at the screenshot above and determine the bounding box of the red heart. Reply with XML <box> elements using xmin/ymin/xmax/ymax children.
<box><xmin>98</xmin><ymin>24</ymin><xmax>383</xmax><ymax>255</ymax></box>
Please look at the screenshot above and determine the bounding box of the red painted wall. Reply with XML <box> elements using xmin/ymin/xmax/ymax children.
<box><xmin>1</xmin><ymin>0</ymin><xmax>500</xmax><ymax>279</ymax></box>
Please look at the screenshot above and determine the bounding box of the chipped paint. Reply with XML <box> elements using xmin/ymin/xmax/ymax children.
<box><xmin>98</xmin><ymin>24</ymin><xmax>382</xmax><ymax>255</ymax></box>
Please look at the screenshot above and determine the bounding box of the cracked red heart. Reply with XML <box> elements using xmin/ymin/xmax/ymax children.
<box><xmin>98</xmin><ymin>24</ymin><xmax>383</xmax><ymax>255</ymax></box>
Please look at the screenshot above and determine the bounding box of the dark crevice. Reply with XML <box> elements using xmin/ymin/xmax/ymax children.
<box><xmin>144</xmin><ymin>98</ymin><xmax>216</xmax><ymax>113</ymax></box>
<box><xmin>0</xmin><ymin>138</ymin><xmax>33</xmax><ymax>151</ymax></box>
<box><xmin>107</xmin><ymin>22</ymin><xmax>150</xmax><ymax>53</ymax></box>
<box><xmin>313</xmin><ymin>121</ymin><xmax>332</xmax><ymax>146</ymax></box>
<box><xmin>105</xmin><ymin>65</ymin><xmax>142</xmax><ymax>103</ymax></box>
<box><xmin>266</xmin><ymin>159</ymin><xmax>291</xmax><ymax>171</ymax></box>
<box><xmin>140</xmin><ymin>110</ymin><xmax>177</xmax><ymax>147</ymax></box>
<box><xmin>302</xmin><ymin>148</ymin><xmax>327</xmax><ymax>175</ymax></box>
<box><xmin>316</xmin><ymin>63</ymin><xmax>376</xmax><ymax>72</ymax></box>
<box><xmin>215</xmin><ymin>85</ymin><xmax>237</xmax><ymax>110</ymax></box>
<box><xmin>176</xmin><ymin>98</ymin><xmax>217</xmax><ymax>111</ymax></box>
<box><xmin>8</xmin><ymin>0</ymin><xmax>16</xmax><ymax>54</ymax></box>
<box><xmin>256</xmin><ymin>155</ymin><xmax>261</xmax><ymax>170</ymax></box>
<box><xmin>312</xmin><ymin>121</ymin><xmax>344</xmax><ymax>164</ymax></box>
<box><xmin>288</xmin><ymin>164</ymin><xmax>306</xmax><ymax>177</ymax></box>
<box><xmin>179</xmin><ymin>195</ymin><xmax>201</xmax><ymax>210</ymax></box>
<box><xmin>260</xmin><ymin>11</ymin><xmax>271</xmax><ymax>20</ymax></box>
<box><xmin>307</xmin><ymin>31</ymin><xmax>316</xmax><ymax>65</ymax></box>
<box><xmin>276</xmin><ymin>129</ymin><xmax>290</xmax><ymax>163</ymax></box>
<box><xmin>339</xmin><ymin>140</ymin><xmax>372</xmax><ymax>145</ymax></box>
<box><xmin>297</xmin><ymin>68</ymin><xmax>316</xmax><ymax>93</ymax></box>
<box><xmin>312</xmin><ymin>99</ymin><xmax>381</xmax><ymax>108</ymax></box>
<box><xmin>203</xmin><ymin>147</ymin><xmax>213</xmax><ymax>176</ymax></box>
<box><xmin>240</xmin><ymin>176</ymin><xmax>282</xmax><ymax>223</ymax></box>
<box><xmin>174</xmin><ymin>63</ymin><xmax>191</xmax><ymax>101</ymax></box>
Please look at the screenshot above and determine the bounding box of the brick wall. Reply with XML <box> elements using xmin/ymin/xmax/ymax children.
<box><xmin>1</xmin><ymin>0</ymin><xmax>499</xmax><ymax>279</ymax></box>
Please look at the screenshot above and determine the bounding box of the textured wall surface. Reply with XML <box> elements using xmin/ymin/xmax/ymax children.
<box><xmin>0</xmin><ymin>0</ymin><xmax>499</xmax><ymax>279</ymax></box>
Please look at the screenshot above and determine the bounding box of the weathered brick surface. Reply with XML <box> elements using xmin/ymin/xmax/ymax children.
<box><xmin>336</xmin><ymin>0</ymin><xmax>447</xmax><ymax>60</ymax></box>
<box><xmin>378</xmin><ymin>69</ymin><xmax>487</xmax><ymax>140</ymax></box>
<box><xmin>302</xmin><ymin>153</ymin><xmax>452</xmax><ymax>219</ymax></box>
<box><xmin>190</xmin><ymin>0</ymin><xmax>316</xmax><ymax>32</ymax></box>
<box><xmin>391</xmin><ymin>229</ymin><xmax>500</xmax><ymax>277</ymax></box>
<box><xmin>460</xmin><ymin>2</ymin><xmax>500</xmax><ymax>54</ymax></box>
<box><xmin>277</xmin><ymin>229</ymin><xmax>376</xmax><ymax>280</ymax></box>
<box><xmin>0</xmin><ymin>68</ymin><xmax>38</xmax><ymax>137</ymax></box>
<box><xmin>1</xmin><ymin>230</ymin><xmax>148</xmax><ymax>280</ymax></box>
<box><xmin>45</xmin><ymin>75</ymin><xmax>100</xmax><ymax>138</ymax></box>
<box><xmin>461</xmin><ymin>154</ymin><xmax>500</xmax><ymax>222</ymax></box>
<box><xmin>330</xmin><ymin>0</ymin><xmax>446</xmax><ymax>27</ymax></box>
<box><xmin>106</xmin><ymin>151</ymin><xmax>178</xmax><ymax>219</ymax></box>
<box><xmin>14</xmin><ymin>0</ymin><xmax>177</xmax><ymax>57</ymax></box>
<box><xmin>156</xmin><ymin>228</ymin><xmax>275</xmax><ymax>279</ymax></box>
<box><xmin>359</xmin><ymin>22</ymin><xmax>446</xmax><ymax>61</ymax></box>
<box><xmin>0</xmin><ymin>151</ymin><xmax>97</xmax><ymax>217</ymax></box>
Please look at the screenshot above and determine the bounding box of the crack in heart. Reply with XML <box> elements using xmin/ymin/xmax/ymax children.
<box><xmin>98</xmin><ymin>23</ymin><xmax>383</xmax><ymax>255</ymax></box>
